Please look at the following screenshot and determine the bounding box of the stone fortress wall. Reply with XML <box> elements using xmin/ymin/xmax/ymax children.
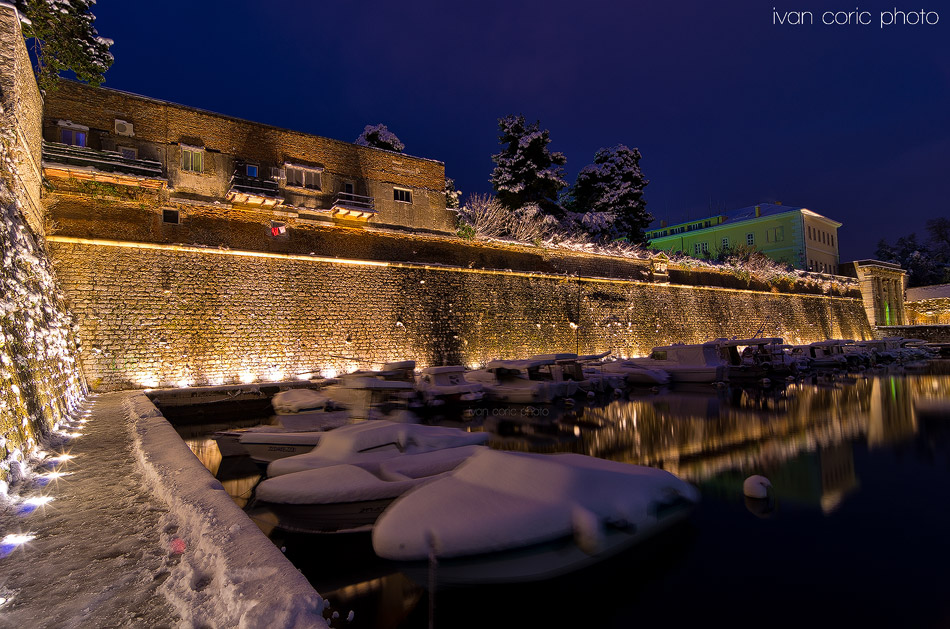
<box><xmin>49</xmin><ymin>237</ymin><xmax>872</xmax><ymax>391</ymax></box>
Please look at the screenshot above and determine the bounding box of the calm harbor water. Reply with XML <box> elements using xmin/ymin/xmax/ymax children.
<box><xmin>175</xmin><ymin>365</ymin><xmax>950</xmax><ymax>629</ymax></box>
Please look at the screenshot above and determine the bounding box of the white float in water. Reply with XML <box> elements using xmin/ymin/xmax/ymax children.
<box><xmin>743</xmin><ymin>475</ymin><xmax>772</xmax><ymax>499</ymax></box>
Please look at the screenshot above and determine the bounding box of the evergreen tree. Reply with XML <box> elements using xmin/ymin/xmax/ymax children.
<box><xmin>490</xmin><ymin>114</ymin><xmax>567</xmax><ymax>215</ymax></box>
<box><xmin>15</xmin><ymin>0</ymin><xmax>113</xmax><ymax>91</ymax></box>
<box><xmin>354</xmin><ymin>124</ymin><xmax>404</xmax><ymax>152</ymax></box>
<box><xmin>564</xmin><ymin>144</ymin><xmax>651</xmax><ymax>244</ymax></box>
<box><xmin>444</xmin><ymin>176</ymin><xmax>460</xmax><ymax>209</ymax></box>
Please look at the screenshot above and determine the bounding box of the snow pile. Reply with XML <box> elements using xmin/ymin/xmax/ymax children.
<box><xmin>128</xmin><ymin>393</ymin><xmax>328</xmax><ymax>628</ymax></box>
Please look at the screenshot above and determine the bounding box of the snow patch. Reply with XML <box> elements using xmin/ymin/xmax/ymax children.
<box><xmin>128</xmin><ymin>393</ymin><xmax>328</xmax><ymax>628</ymax></box>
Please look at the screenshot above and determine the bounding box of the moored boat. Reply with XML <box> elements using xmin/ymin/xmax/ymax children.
<box><xmin>372</xmin><ymin>448</ymin><xmax>699</xmax><ymax>585</ymax></box>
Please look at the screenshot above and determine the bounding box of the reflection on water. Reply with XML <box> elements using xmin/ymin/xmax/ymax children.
<box><xmin>177</xmin><ymin>370</ymin><xmax>950</xmax><ymax>629</ymax></box>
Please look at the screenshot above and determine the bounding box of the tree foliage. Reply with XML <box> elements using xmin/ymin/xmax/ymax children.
<box><xmin>490</xmin><ymin>114</ymin><xmax>567</xmax><ymax>216</ymax></box>
<box><xmin>875</xmin><ymin>218</ymin><xmax>950</xmax><ymax>286</ymax></box>
<box><xmin>444</xmin><ymin>176</ymin><xmax>460</xmax><ymax>209</ymax></box>
<box><xmin>15</xmin><ymin>0</ymin><xmax>113</xmax><ymax>91</ymax></box>
<box><xmin>354</xmin><ymin>124</ymin><xmax>404</xmax><ymax>152</ymax></box>
<box><xmin>563</xmin><ymin>144</ymin><xmax>651</xmax><ymax>244</ymax></box>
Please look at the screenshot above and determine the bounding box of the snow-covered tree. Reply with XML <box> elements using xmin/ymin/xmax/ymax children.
<box><xmin>444</xmin><ymin>177</ymin><xmax>461</xmax><ymax>209</ymax></box>
<box><xmin>355</xmin><ymin>124</ymin><xmax>404</xmax><ymax>152</ymax></box>
<box><xmin>15</xmin><ymin>0</ymin><xmax>113</xmax><ymax>91</ymax></box>
<box><xmin>456</xmin><ymin>193</ymin><xmax>508</xmax><ymax>239</ymax></box>
<box><xmin>563</xmin><ymin>145</ymin><xmax>651</xmax><ymax>244</ymax></box>
<box><xmin>490</xmin><ymin>114</ymin><xmax>567</xmax><ymax>215</ymax></box>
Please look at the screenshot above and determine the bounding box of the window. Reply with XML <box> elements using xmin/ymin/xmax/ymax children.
<box><xmin>285</xmin><ymin>166</ymin><xmax>321</xmax><ymax>190</ymax></box>
<box><xmin>394</xmin><ymin>187</ymin><xmax>412</xmax><ymax>203</ymax></box>
<box><xmin>343</xmin><ymin>182</ymin><xmax>354</xmax><ymax>194</ymax></box>
<box><xmin>808</xmin><ymin>226</ymin><xmax>813</xmax><ymax>240</ymax></box>
<box><xmin>246</xmin><ymin>164</ymin><xmax>258</xmax><ymax>178</ymax></box>
<box><xmin>747</xmin><ymin>233</ymin><xmax>754</xmax><ymax>246</ymax></box>
<box><xmin>693</xmin><ymin>243</ymin><xmax>701</xmax><ymax>255</ymax></box>
<box><xmin>766</xmin><ymin>226</ymin><xmax>785</xmax><ymax>243</ymax></box>
<box><xmin>162</xmin><ymin>209</ymin><xmax>180</xmax><ymax>224</ymax></box>
<box><xmin>182</xmin><ymin>147</ymin><xmax>203</xmax><ymax>173</ymax></box>
<box><xmin>118</xmin><ymin>146</ymin><xmax>137</xmax><ymax>159</ymax></box>
<box><xmin>721</xmin><ymin>237</ymin><xmax>729</xmax><ymax>249</ymax></box>
<box><xmin>830</xmin><ymin>234</ymin><xmax>834</xmax><ymax>247</ymax></box>
<box><xmin>60</xmin><ymin>127</ymin><xmax>87</xmax><ymax>147</ymax></box>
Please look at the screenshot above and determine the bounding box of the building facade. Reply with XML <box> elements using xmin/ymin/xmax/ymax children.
<box><xmin>646</xmin><ymin>203</ymin><xmax>841</xmax><ymax>273</ymax></box>
<box><xmin>40</xmin><ymin>81</ymin><xmax>456</xmax><ymax>250</ymax></box>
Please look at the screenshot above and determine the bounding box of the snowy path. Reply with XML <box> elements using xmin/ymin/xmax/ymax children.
<box><xmin>0</xmin><ymin>392</ymin><xmax>179</xmax><ymax>628</ymax></box>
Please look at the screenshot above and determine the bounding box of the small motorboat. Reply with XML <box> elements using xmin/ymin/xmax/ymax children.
<box><xmin>266</xmin><ymin>419</ymin><xmax>490</xmax><ymax>477</ymax></box>
<box><xmin>590</xmin><ymin>359</ymin><xmax>670</xmax><ymax>388</ymax></box>
<box><xmin>465</xmin><ymin>358</ymin><xmax>578</xmax><ymax>403</ymax></box>
<box><xmin>416</xmin><ymin>366</ymin><xmax>484</xmax><ymax>406</ymax></box>
<box><xmin>270</xmin><ymin>388</ymin><xmax>349</xmax><ymax>431</ymax></box>
<box><xmin>372</xmin><ymin>448</ymin><xmax>699</xmax><ymax>585</ymax></box>
<box><xmin>253</xmin><ymin>444</ymin><xmax>488</xmax><ymax>533</ymax></box>
<box><xmin>253</xmin><ymin>420</ymin><xmax>491</xmax><ymax>532</ymax></box>
<box><xmin>212</xmin><ymin>388</ymin><xmax>350</xmax><ymax>460</ymax></box>
<box><xmin>322</xmin><ymin>361</ymin><xmax>420</xmax><ymax>419</ymax></box>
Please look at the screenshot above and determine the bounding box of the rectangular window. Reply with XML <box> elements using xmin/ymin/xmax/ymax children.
<box><xmin>747</xmin><ymin>232</ymin><xmax>754</xmax><ymax>246</ymax></box>
<box><xmin>701</xmin><ymin>242</ymin><xmax>709</xmax><ymax>254</ymax></box>
<box><xmin>285</xmin><ymin>166</ymin><xmax>321</xmax><ymax>190</ymax></box>
<box><xmin>344</xmin><ymin>182</ymin><xmax>354</xmax><ymax>194</ymax></box>
<box><xmin>767</xmin><ymin>226</ymin><xmax>785</xmax><ymax>243</ymax></box>
<box><xmin>182</xmin><ymin>147</ymin><xmax>203</xmax><ymax>173</ymax></box>
<box><xmin>246</xmin><ymin>164</ymin><xmax>258</xmax><ymax>178</ymax></box>
<box><xmin>394</xmin><ymin>187</ymin><xmax>412</xmax><ymax>203</ymax></box>
<box><xmin>721</xmin><ymin>237</ymin><xmax>729</xmax><ymax>249</ymax></box>
<box><xmin>808</xmin><ymin>226</ymin><xmax>813</xmax><ymax>240</ymax></box>
<box><xmin>162</xmin><ymin>209</ymin><xmax>180</xmax><ymax>224</ymax></box>
<box><xmin>830</xmin><ymin>234</ymin><xmax>834</xmax><ymax>247</ymax></box>
<box><xmin>60</xmin><ymin>128</ymin><xmax>87</xmax><ymax>147</ymax></box>
<box><xmin>693</xmin><ymin>243</ymin><xmax>701</xmax><ymax>255</ymax></box>
<box><xmin>118</xmin><ymin>146</ymin><xmax>137</xmax><ymax>159</ymax></box>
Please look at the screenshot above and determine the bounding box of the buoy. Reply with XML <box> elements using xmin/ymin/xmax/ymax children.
<box><xmin>743</xmin><ymin>475</ymin><xmax>771</xmax><ymax>499</ymax></box>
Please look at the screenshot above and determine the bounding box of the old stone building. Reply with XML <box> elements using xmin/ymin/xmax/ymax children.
<box><xmin>40</xmin><ymin>81</ymin><xmax>456</xmax><ymax>253</ymax></box>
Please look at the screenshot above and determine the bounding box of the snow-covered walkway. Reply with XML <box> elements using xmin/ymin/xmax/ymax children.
<box><xmin>0</xmin><ymin>391</ymin><xmax>327</xmax><ymax>628</ymax></box>
<box><xmin>0</xmin><ymin>392</ymin><xmax>178</xmax><ymax>628</ymax></box>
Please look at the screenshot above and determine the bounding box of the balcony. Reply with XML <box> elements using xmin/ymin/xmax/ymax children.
<box><xmin>330</xmin><ymin>192</ymin><xmax>376</xmax><ymax>221</ymax></box>
<box><xmin>42</xmin><ymin>142</ymin><xmax>167</xmax><ymax>189</ymax></box>
<box><xmin>226</xmin><ymin>172</ymin><xmax>284</xmax><ymax>208</ymax></box>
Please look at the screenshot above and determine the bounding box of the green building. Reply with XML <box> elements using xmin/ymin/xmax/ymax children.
<box><xmin>646</xmin><ymin>202</ymin><xmax>841</xmax><ymax>273</ymax></box>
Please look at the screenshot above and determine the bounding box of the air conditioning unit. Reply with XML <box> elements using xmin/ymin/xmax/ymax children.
<box><xmin>114</xmin><ymin>119</ymin><xmax>134</xmax><ymax>137</ymax></box>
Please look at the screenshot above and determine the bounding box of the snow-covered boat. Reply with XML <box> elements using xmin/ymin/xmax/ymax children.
<box><xmin>254</xmin><ymin>420</ymin><xmax>491</xmax><ymax>532</ymax></box>
<box><xmin>322</xmin><ymin>361</ymin><xmax>420</xmax><ymax>419</ymax></box>
<box><xmin>626</xmin><ymin>339</ymin><xmax>767</xmax><ymax>383</ymax></box>
<box><xmin>415</xmin><ymin>366</ymin><xmax>484</xmax><ymax>406</ymax></box>
<box><xmin>591</xmin><ymin>359</ymin><xmax>670</xmax><ymax>388</ymax></box>
<box><xmin>266</xmin><ymin>419</ymin><xmax>490</xmax><ymax>477</ymax></box>
<box><xmin>212</xmin><ymin>388</ymin><xmax>350</xmax><ymax>459</ymax></box>
<box><xmin>270</xmin><ymin>388</ymin><xmax>349</xmax><ymax>431</ymax></box>
<box><xmin>465</xmin><ymin>358</ymin><xmax>579</xmax><ymax>403</ymax></box>
<box><xmin>372</xmin><ymin>448</ymin><xmax>699</xmax><ymax>585</ymax></box>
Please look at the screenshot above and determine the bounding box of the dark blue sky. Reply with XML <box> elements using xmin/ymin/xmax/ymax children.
<box><xmin>90</xmin><ymin>0</ymin><xmax>949</xmax><ymax>261</ymax></box>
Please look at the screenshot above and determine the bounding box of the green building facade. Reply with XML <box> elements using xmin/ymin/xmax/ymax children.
<box><xmin>646</xmin><ymin>203</ymin><xmax>841</xmax><ymax>273</ymax></box>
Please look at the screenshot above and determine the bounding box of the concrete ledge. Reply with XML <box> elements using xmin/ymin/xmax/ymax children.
<box><xmin>127</xmin><ymin>392</ymin><xmax>328</xmax><ymax>628</ymax></box>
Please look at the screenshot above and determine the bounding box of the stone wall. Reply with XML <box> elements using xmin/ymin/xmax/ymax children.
<box><xmin>0</xmin><ymin>4</ymin><xmax>86</xmax><ymax>484</ymax></box>
<box><xmin>906</xmin><ymin>298</ymin><xmax>950</xmax><ymax>325</ymax></box>
<box><xmin>48</xmin><ymin>239</ymin><xmax>873</xmax><ymax>391</ymax></box>
<box><xmin>0</xmin><ymin>3</ymin><xmax>43</xmax><ymax>235</ymax></box>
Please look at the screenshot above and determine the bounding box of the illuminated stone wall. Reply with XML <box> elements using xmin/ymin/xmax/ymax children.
<box><xmin>0</xmin><ymin>5</ymin><xmax>86</xmax><ymax>484</ymax></box>
<box><xmin>48</xmin><ymin>239</ymin><xmax>872</xmax><ymax>391</ymax></box>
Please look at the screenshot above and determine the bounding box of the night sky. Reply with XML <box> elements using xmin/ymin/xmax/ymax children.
<box><xmin>89</xmin><ymin>0</ymin><xmax>949</xmax><ymax>262</ymax></box>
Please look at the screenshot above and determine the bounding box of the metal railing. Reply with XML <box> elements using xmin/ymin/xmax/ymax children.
<box><xmin>331</xmin><ymin>192</ymin><xmax>375</xmax><ymax>213</ymax></box>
